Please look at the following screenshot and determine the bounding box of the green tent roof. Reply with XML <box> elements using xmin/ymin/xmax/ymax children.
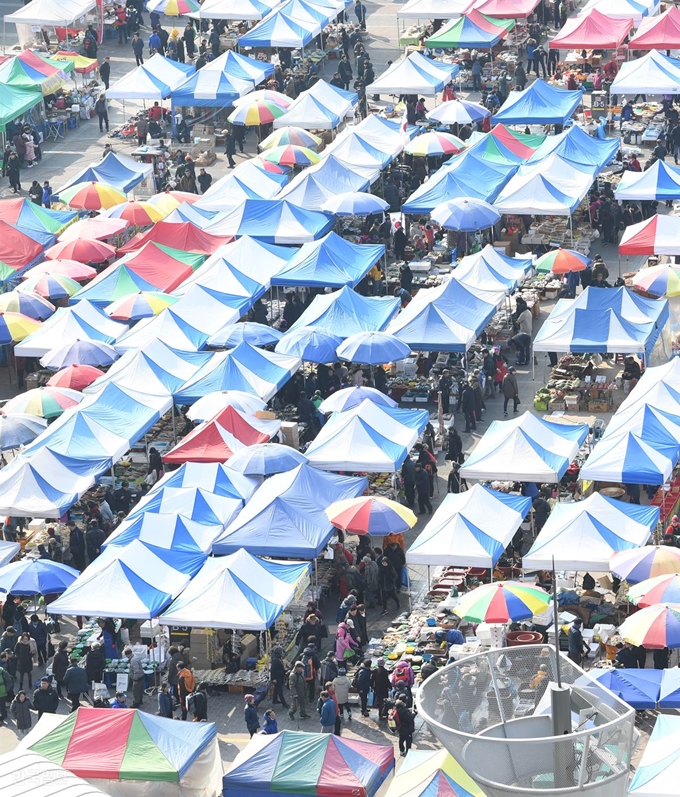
<box><xmin>0</xmin><ymin>83</ymin><xmax>43</xmax><ymax>132</ymax></box>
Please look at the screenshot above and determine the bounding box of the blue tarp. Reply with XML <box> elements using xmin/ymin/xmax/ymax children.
<box><xmin>527</xmin><ymin>124</ymin><xmax>619</xmax><ymax>170</ymax></box>
<box><xmin>592</xmin><ymin>669</ymin><xmax>662</xmax><ymax>710</ymax></box>
<box><xmin>290</xmin><ymin>285</ymin><xmax>400</xmax><ymax>337</ymax></box>
<box><xmin>494</xmin><ymin>80</ymin><xmax>583</xmax><ymax>125</ymax></box>
<box><xmin>57</xmin><ymin>152</ymin><xmax>154</xmax><ymax>195</ymax></box>
<box><xmin>213</xmin><ymin>464</ymin><xmax>368</xmax><ymax>558</ymax></box>
<box><xmin>206</xmin><ymin>199</ymin><xmax>334</xmax><ymax>244</ymax></box>
<box><xmin>272</xmin><ymin>232</ymin><xmax>384</xmax><ymax>288</ymax></box>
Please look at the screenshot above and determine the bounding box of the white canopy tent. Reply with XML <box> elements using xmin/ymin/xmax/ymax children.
<box><xmin>579</xmin><ymin>0</ymin><xmax>657</xmax><ymax>26</ymax></box>
<box><xmin>106</xmin><ymin>54</ymin><xmax>195</xmax><ymax>100</ymax></box>
<box><xmin>398</xmin><ymin>0</ymin><xmax>472</xmax><ymax>17</ymax></box>
<box><xmin>0</xmin><ymin>750</ymin><xmax>108</xmax><ymax>797</ymax></box>
<box><xmin>406</xmin><ymin>485</ymin><xmax>531</xmax><ymax>567</ymax></box>
<box><xmin>4</xmin><ymin>0</ymin><xmax>96</xmax><ymax>47</ymax></box>
<box><xmin>189</xmin><ymin>0</ymin><xmax>280</xmax><ymax>19</ymax></box>
<box><xmin>366</xmin><ymin>52</ymin><xmax>459</xmax><ymax>96</ymax></box>
<box><xmin>452</xmin><ymin>245</ymin><xmax>532</xmax><ymax>293</ymax></box>
<box><xmin>523</xmin><ymin>492</ymin><xmax>657</xmax><ymax>571</ymax></box>
<box><xmin>611</xmin><ymin>50</ymin><xmax>680</xmax><ymax>96</ymax></box>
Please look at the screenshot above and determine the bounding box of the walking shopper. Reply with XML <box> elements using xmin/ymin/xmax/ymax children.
<box><xmin>396</xmin><ymin>698</ymin><xmax>415</xmax><ymax>755</ymax></box>
<box><xmin>244</xmin><ymin>694</ymin><xmax>260</xmax><ymax>736</ymax></box>
<box><xmin>124</xmin><ymin>646</ymin><xmax>145</xmax><ymax>708</ymax></box>
<box><xmin>332</xmin><ymin>667</ymin><xmax>352</xmax><ymax>721</ymax></box>
<box><xmin>319</xmin><ymin>690</ymin><xmax>336</xmax><ymax>732</ymax></box>
<box><xmin>10</xmin><ymin>691</ymin><xmax>32</xmax><ymax>736</ymax></box>
<box><xmin>63</xmin><ymin>657</ymin><xmax>90</xmax><ymax>712</ymax></box>
<box><xmin>99</xmin><ymin>57</ymin><xmax>111</xmax><ymax>90</ymax></box>
<box><xmin>502</xmin><ymin>367</ymin><xmax>520</xmax><ymax>416</ymax></box>
<box><xmin>288</xmin><ymin>661</ymin><xmax>310</xmax><ymax>720</ymax></box>
<box><xmin>13</xmin><ymin>632</ymin><xmax>36</xmax><ymax>691</ymax></box>
<box><xmin>414</xmin><ymin>463</ymin><xmax>432</xmax><ymax>515</ymax></box>
<box><xmin>270</xmin><ymin>646</ymin><xmax>289</xmax><ymax>708</ymax></box>
<box><xmin>354</xmin><ymin>659</ymin><xmax>372</xmax><ymax>717</ymax></box>
<box><xmin>378</xmin><ymin>556</ymin><xmax>401</xmax><ymax>616</ymax></box>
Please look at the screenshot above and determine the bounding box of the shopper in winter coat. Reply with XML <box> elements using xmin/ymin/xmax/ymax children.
<box><xmin>32</xmin><ymin>677</ymin><xmax>58</xmax><ymax>717</ymax></box>
<box><xmin>371</xmin><ymin>658</ymin><xmax>391</xmax><ymax>718</ymax></box>
<box><xmin>445</xmin><ymin>426</ymin><xmax>463</xmax><ymax>464</ymax></box>
<box><xmin>158</xmin><ymin>682</ymin><xmax>173</xmax><ymax>718</ymax></box>
<box><xmin>335</xmin><ymin>623</ymin><xmax>359</xmax><ymax>664</ymax></box>
<box><xmin>28</xmin><ymin>615</ymin><xmax>47</xmax><ymax>665</ymax></box>
<box><xmin>177</xmin><ymin>662</ymin><xmax>195</xmax><ymax>720</ymax></box>
<box><xmin>288</xmin><ymin>661</ymin><xmax>309</xmax><ymax>720</ymax></box>
<box><xmin>332</xmin><ymin>667</ymin><xmax>352</xmax><ymax>719</ymax></box>
<box><xmin>63</xmin><ymin>658</ymin><xmax>90</xmax><ymax>713</ymax></box>
<box><xmin>189</xmin><ymin>683</ymin><xmax>208</xmax><ymax>721</ymax></box>
<box><xmin>10</xmin><ymin>691</ymin><xmax>32</xmax><ymax>734</ymax></box>
<box><xmin>319</xmin><ymin>690</ymin><xmax>336</xmax><ymax>732</ymax></box>
<box><xmin>244</xmin><ymin>694</ymin><xmax>260</xmax><ymax>736</ymax></box>
<box><xmin>319</xmin><ymin>650</ymin><xmax>338</xmax><ymax>686</ymax></box>
<box><xmin>51</xmin><ymin>640</ymin><xmax>69</xmax><ymax>698</ymax></box>
<box><xmin>166</xmin><ymin>646</ymin><xmax>183</xmax><ymax>698</ymax></box>
<box><xmin>85</xmin><ymin>642</ymin><xmax>105</xmax><ymax>685</ymax></box>
<box><xmin>396</xmin><ymin>699</ymin><xmax>415</xmax><ymax>755</ymax></box>
<box><xmin>378</xmin><ymin>557</ymin><xmax>401</xmax><ymax>615</ymax></box>
<box><xmin>14</xmin><ymin>633</ymin><xmax>37</xmax><ymax>691</ymax></box>
<box><xmin>355</xmin><ymin>659</ymin><xmax>372</xmax><ymax>716</ymax></box>
<box><xmin>502</xmin><ymin>367</ymin><xmax>520</xmax><ymax>415</ymax></box>
<box><xmin>262</xmin><ymin>708</ymin><xmax>278</xmax><ymax>734</ymax></box>
<box><xmin>270</xmin><ymin>646</ymin><xmax>289</xmax><ymax>708</ymax></box>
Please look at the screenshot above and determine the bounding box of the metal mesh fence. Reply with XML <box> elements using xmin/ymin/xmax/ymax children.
<box><xmin>417</xmin><ymin>644</ymin><xmax>635</xmax><ymax>797</ymax></box>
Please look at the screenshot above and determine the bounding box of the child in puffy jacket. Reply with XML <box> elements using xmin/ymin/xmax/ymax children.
<box><xmin>335</xmin><ymin>623</ymin><xmax>359</xmax><ymax>664</ymax></box>
<box><xmin>262</xmin><ymin>709</ymin><xmax>278</xmax><ymax>734</ymax></box>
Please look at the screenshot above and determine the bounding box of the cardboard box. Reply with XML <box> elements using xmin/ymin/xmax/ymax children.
<box><xmin>255</xmin><ymin>410</ymin><xmax>277</xmax><ymax>420</ymax></box>
<box><xmin>588</xmin><ymin>399</ymin><xmax>609</xmax><ymax>413</ymax></box>
<box><xmin>280</xmin><ymin>421</ymin><xmax>300</xmax><ymax>449</ymax></box>
<box><xmin>548</xmin><ymin>401</ymin><xmax>566</xmax><ymax>411</ymax></box>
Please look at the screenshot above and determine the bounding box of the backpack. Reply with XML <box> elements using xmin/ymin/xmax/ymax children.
<box><xmin>387</xmin><ymin>707</ymin><xmax>400</xmax><ymax>732</ymax></box>
<box><xmin>304</xmin><ymin>655</ymin><xmax>316</xmax><ymax>682</ymax></box>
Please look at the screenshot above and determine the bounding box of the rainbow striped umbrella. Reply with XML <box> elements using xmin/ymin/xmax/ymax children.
<box><xmin>3</xmin><ymin>386</ymin><xmax>83</xmax><ymax>419</ymax></box>
<box><xmin>147</xmin><ymin>0</ymin><xmax>199</xmax><ymax>13</ymax></box>
<box><xmin>260</xmin><ymin>126</ymin><xmax>321</xmax><ymax>150</ymax></box>
<box><xmin>454</xmin><ymin>581</ymin><xmax>550</xmax><ymax>624</ymax></box>
<box><xmin>261</xmin><ymin>145</ymin><xmax>320</xmax><ymax>167</ymax></box>
<box><xmin>405</xmin><ymin>131</ymin><xmax>467</xmax><ymax>157</ymax></box>
<box><xmin>619</xmin><ymin>603</ymin><xmax>680</xmax><ymax>649</ymax></box>
<box><xmin>106</xmin><ymin>291</ymin><xmax>179</xmax><ymax>321</ymax></box>
<box><xmin>24</xmin><ymin>259</ymin><xmax>97</xmax><ymax>282</ymax></box>
<box><xmin>234</xmin><ymin>89</ymin><xmax>292</xmax><ymax>109</ymax></box>
<box><xmin>18</xmin><ymin>272</ymin><xmax>81</xmax><ymax>300</ymax></box>
<box><xmin>147</xmin><ymin>190</ymin><xmax>199</xmax><ymax>215</ymax></box>
<box><xmin>251</xmin><ymin>159</ymin><xmax>290</xmax><ymax>175</ymax></box>
<box><xmin>103</xmin><ymin>200</ymin><xmax>166</xmax><ymax>226</ymax></box>
<box><xmin>58</xmin><ymin>181</ymin><xmax>127</xmax><ymax>211</ymax></box>
<box><xmin>46</xmin><ymin>364</ymin><xmax>105</xmax><ymax>390</ymax></box>
<box><xmin>326</xmin><ymin>496</ymin><xmax>417</xmax><ymax>536</ymax></box>
<box><xmin>228</xmin><ymin>100</ymin><xmax>287</xmax><ymax>126</ymax></box>
<box><xmin>45</xmin><ymin>238</ymin><xmax>116</xmax><ymax>264</ymax></box>
<box><xmin>632</xmin><ymin>264</ymin><xmax>680</xmax><ymax>297</ymax></box>
<box><xmin>628</xmin><ymin>574</ymin><xmax>680</xmax><ymax>608</ymax></box>
<box><xmin>0</xmin><ymin>312</ymin><xmax>41</xmax><ymax>344</ymax></box>
<box><xmin>0</xmin><ymin>291</ymin><xmax>54</xmax><ymax>320</ymax></box>
<box><xmin>535</xmin><ymin>248</ymin><xmax>591</xmax><ymax>275</ymax></box>
<box><xmin>611</xmin><ymin>546</ymin><xmax>680</xmax><ymax>584</ymax></box>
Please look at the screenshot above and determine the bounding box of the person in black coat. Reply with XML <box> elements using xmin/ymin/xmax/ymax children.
<box><xmin>370</xmin><ymin>659</ymin><xmax>391</xmax><ymax>719</ymax></box>
<box><xmin>52</xmin><ymin>640</ymin><xmax>69</xmax><ymax>698</ymax></box>
<box><xmin>396</xmin><ymin>699</ymin><xmax>416</xmax><ymax>755</ymax></box>
<box><xmin>384</xmin><ymin>542</ymin><xmax>406</xmax><ymax>589</ymax></box>
<box><xmin>445</xmin><ymin>426</ymin><xmax>463</xmax><ymax>464</ymax></box>
<box><xmin>399</xmin><ymin>263</ymin><xmax>413</xmax><ymax>293</ymax></box>
<box><xmin>86</xmin><ymin>522</ymin><xmax>105</xmax><ymax>563</ymax></box>
<box><xmin>63</xmin><ymin>657</ymin><xmax>90</xmax><ymax>712</ymax></box>
<box><xmin>33</xmin><ymin>677</ymin><xmax>59</xmax><ymax>718</ymax></box>
<box><xmin>402</xmin><ymin>457</ymin><xmax>416</xmax><ymax>508</ymax></box>
<box><xmin>460</xmin><ymin>383</ymin><xmax>476</xmax><ymax>432</ymax></box>
<box><xmin>85</xmin><ymin>642</ymin><xmax>105</xmax><ymax>684</ymax></box>
<box><xmin>270</xmin><ymin>648</ymin><xmax>288</xmax><ymax>708</ymax></box>
<box><xmin>414</xmin><ymin>464</ymin><xmax>432</xmax><ymax>515</ymax></box>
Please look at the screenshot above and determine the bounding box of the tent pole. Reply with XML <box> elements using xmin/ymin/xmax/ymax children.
<box><xmin>171</xmin><ymin>403</ymin><xmax>177</xmax><ymax>443</ymax></box>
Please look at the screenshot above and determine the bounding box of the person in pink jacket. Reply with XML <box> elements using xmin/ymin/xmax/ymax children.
<box><xmin>335</xmin><ymin>623</ymin><xmax>359</xmax><ymax>664</ymax></box>
<box><xmin>391</xmin><ymin>660</ymin><xmax>415</xmax><ymax>689</ymax></box>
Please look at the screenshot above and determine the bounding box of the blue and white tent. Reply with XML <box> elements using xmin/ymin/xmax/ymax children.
<box><xmin>106</xmin><ymin>53</ymin><xmax>195</xmax><ymax>100</ymax></box>
<box><xmin>461</xmin><ymin>411</ymin><xmax>589</xmax><ymax>482</ymax></box>
<box><xmin>304</xmin><ymin>399</ymin><xmax>429</xmax><ymax>472</ymax></box>
<box><xmin>322</xmin><ymin>130</ymin><xmax>395</xmax><ymax>172</ymax></box>
<box><xmin>493</xmin><ymin>80</ymin><xmax>583</xmax><ymax>125</ymax></box>
<box><xmin>290</xmin><ymin>285</ymin><xmax>400</xmax><ymax>336</ymax></box>
<box><xmin>114</xmin><ymin>307</ymin><xmax>217</xmax><ymax>354</ymax></box>
<box><xmin>57</xmin><ymin>152</ymin><xmax>154</xmax><ymax>195</ymax></box>
<box><xmin>213</xmin><ymin>464</ymin><xmax>367</xmax><ymax>558</ymax></box>
<box><xmin>604</xmin><ymin>404</ymin><xmax>680</xmax><ymax>455</ymax></box>
<box><xmin>579</xmin><ymin>431</ymin><xmax>677</xmax><ymax>485</ymax></box>
<box><xmin>533</xmin><ymin>287</ymin><xmax>669</xmax><ymax>358</ymax></box>
<box><xmin>126</xmin><ymin>484</ymin><xmax>250</xmax><ymax>528</ymax></box>
<box><xmin>274</xmin><ymin>81</ymin><xmax>357</xmax><ymax>130</ymax></box>
<box><xmin>104</xmin><ymin>513</ymin><xmax>223</xmax><ymax>554</ymax></box>
<box><xmin>158</xmin><ymin>461</ymin><xmax>258</xmax><ymax>499</ymax></box>
<box><xmin>406</xmin><ymin>485</ymin><xmax>532</xmax><ymax>567</ymax></box>
<box><xmin>628</xmin><ymin>714</ymin><xmax>680</xmax><ymax>797</ymax></box>
<box><xmin>205</xmin><ymin>199</ymin><xmax>334</xmax><ymax>244</ymax></box>
<box><xmin>202</xmin><ymin>49</ymin><xmax>274</xmax><ymax>83</ymax></box>
<box><xmin>452</xmin><ymin>244</ymin><xmax>532</xmax><ymax>293</ymax></box>
<box><xmin>279</xmin><ymin>156</ymin><xmax>373</xmax><ymax>208</ymax></box>
<box><xmin>590</xmin><ymin>669</ymin><xmax>662</xmax><ymax>711</ymax></box>
<box><xmin>159</xmin><ymin>549</ymin><xmax>311</xmax><ymax>629</ymax></box>
<box><xmin>195</xmin><ymin>163</ymin><xmax>286</xmax><ymax>213</ymax></box>
<box><xmin>616</xmin><ymin>159</ymin><xmax>680</xmax><ymax>201</ymax></box>
<box><xmin>659</xmin><ymin>669</ymin><xmax>680</xmax><ymax>709</ymax></box>
<box><xmin>171</xmin><ymin>65</ymin><xmax>253</xmax><ymax>108</ymax></box>
<box><xmin>278</xmin><ymin>0</ymin><xmax>332</xmax><ymax>26</ymax></box>
<box><xmin>523</xmin><ymin>492</ymin><xmax>657</xmax><ymax>571</ymax></box>
<box><xmin>272</xmin><ymin>232</ymin><xmax>384</xmax><ymax>288</ymax></box>
<box><xmin>190</xmin><ymin>0</ymin><xmax>278</xmax><ymax>21</ymax></box>
<box><xmin>162</xmin><ymin>203</ymin><xmax>219</xmax><ymax>228</ymax></box>
<box><xmin>174</xmin><ymin>341</ymin><xmax>301</xmax><ymax>404</ymax></box>
<box><xmin>238</xmin><ymin>11</ymin><xmax>319</xmax><ymax>48</ymax></box>
<box><xmin>366</xmin><ymin>51</ymin><xmax>459</xmax><ymax>96</ymax></box>
<box><xmin>527</xmin><ymin>124</ymin><xmax>619</xmax><ymax>171</ymax></box>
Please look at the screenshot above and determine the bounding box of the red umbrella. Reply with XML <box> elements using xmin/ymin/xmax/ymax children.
<box><xmin>46</xmin><ymin>364</ymin><xmax>105</xmax><ymax>390</ymax></box>
<box><xmin>57</xmin><ymin>217</ymin><xmax>129</xmax><ymax>242</ymax></box>
<box><xmin>45</xmin><ymin>238</ymin><xmax>116</xmax><ymax>264</ymax></box>
<box><xmin>22</xmin><ymin>259</ymin><xmax>97</xmax><ymax>282</ymax></box>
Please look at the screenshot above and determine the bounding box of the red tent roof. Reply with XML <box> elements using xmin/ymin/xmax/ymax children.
<box><xmin>0</xmin><ymin>220</ymin><xmax>44</xmax><ymax>269</ymax></box>
<box><xmin>117</xmin><ymin>221</ymin><xmax>232</xmax><ymax>256</ymax></box>
<box><xmin>629</xmin><ymin>7</ymin><xmax>680</xmax><ymax>50</ymax></box>
<box><xmin>550</xmin><ymin>8</ymin><xmax>633</xmax><ymax>49</ymax></box>
<box><xmin>471</xmin><ymin>0</ymin><xmax>540</xmax><ymax>19</ymax></box>
<box><xmin>116</xmin><ymin>242</ymin><xmax>206</xmax><ymax>292</ymax></box>
<box><xmin>163</xmin><ymin>405</ymin><xmax>281</xmax><ymax>464</ymax></box>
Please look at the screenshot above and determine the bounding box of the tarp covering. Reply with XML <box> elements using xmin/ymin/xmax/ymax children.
<box><xmin>590</xmin><ymin>669</ymin><xmax>662</xmax><ymax>710</ymax></box>
<box><xmin>619</xmin><ymin>213</ymin><xmax>680</xmax><ymax>254</ymax></box>
<box><xmin>117</xmin><ymin>220</ymin><xmax>231</xmax><ymax>255</ymax></box>
<box><xmin>272</xmin><ymin>232</ymin><xmax>384</xmax><ymax>288</ymax></box>
<box><xmin>205</xmin><ymin>200</ymin><xmax>334</xmax><ymax>244</ymax></box>
<box><xmin>453</xmin><ymin>244</ymin><xmax>532</xmax><ymax>292</ymax></box>
<box><xmin>460</xmin><ymin>411</ymin><xmax>589</xmax><ymax>482</ymax></box>
<box><xmin>467</xmin><ymin>123</ymin><xmax>546</xmax><ymax>162</ymax></box>
<box><xmin>470</xmin><ymin>0</ymin><xmax>540</xmax><ymax>17</ymax></box>
<box><xmin>57</xmin><ymin>152</ymin><xmax>154</xmax><ymax>196</ymax></box>
<box><xmin>629</xmin><ymin>714</ymin><xmax>680</xmax><ymax>797</ymax></box>
<box><xmin>0</xmin><ymin>750</ymin><xmax>108</xmax><ymax>797</ymax></box>
<box><xmin>659</xmin><ymin>668</ymin><xmax>680</xmax><ymax>709</ymax></box>
<box><xmin>0</xmin><ymin>198</ymin><xmax>76</xmax><ymax>236</ymax></box>
<box><xmin>526</xmin><ymin>123</ymin><xmax>619</xmax><ymax>170</ymax></box>
<box><xmin>304</xmin><ymin>399</ymin><xmax>429</xmax><ymax>472</ymax></box>
<box><xmin>195</xmin><ymin>162</ymin><xmax>286</xmax><ymax>212</ymax></box>
<box><xmin>398</xmin><ymin>0</ymin><xmax>472</xmax><ymax>18</ymax></box>
<box><xmin>549</xmin><ymin>9</ymin><xmax>634</xmax><ymax>49</ymax></box>
<box><xmin>223</xmin><ymin>731</ymin><xmax>395</xmax><ymax>797</ymax></box>
<box><xmin>175</xmin><ymin>342</ymin><xmax>301</xmax><ymax>404</ymax></box>
<box><xmin>425</xmin><ymin>10</ymin><xmax>515</xmax><ymax>48</ymax></box>
<box><xmin>274</xmin><ymin>81</ymin><xmax>357</xmax><ymax>130</ymax></box>
<box><xmin>616</xmin><ymin>158</ymin><xmax>680</xmax><ymax>200</ymax></box>
<box><xmin>383</xmin><ymin>749</ymin><xmax>486</xmax><ymax>797</ymax></box>
<box><xmin>533</xmin><ymin>286</ymin><xmax>669</xmax><ymax>358</ymax></box>
<box><xmin>23</xmin><ymin>707</ymin><xmax>220</xmax><ymax>786</ymax></box>
<box><xmin>523</xmin><ymin>493</ymin><xmax>657</xmax><ymax>570</ymax></box>
<box><xmin>0</xmin><ymin>220</ymin><xmax>45</xmax><ymax>269</ymax></box>
<box><xmin>366</xmin><ymin>52</ymin><xmax>459</xmax><ymax>96</ymax></box>
<box><xmin>213</xmin><ymin>464</ymin><xmax>367</xmax><ymax>557</ymax></box>
<box><xmin>630</xmin><ymin>7</ymin><xmax>680</xmax><ymax>49</ymax></box>
<box><xmin>70</xmin><ymin>265</ymin><xmax>158</xmax><ymax>306</ymax></box>
<box><xmin>493</xmin><ymin>80</ymin><xmax>583</xmax><ymax>124</ymax></box>
<box><xmin>610</xmin><ymin>50</ymin><xmax>680</xmax><ymax>95</ymax></box>
<box><xmin>106</xmin><ymin>53</ymin><xmax>195</xmax><ymax>100</ymax></box>
<box><xmin>162</xmin><ymin>404</ymin><xmax>281</xmax><ymax>464</ymax></box>
<box><xmin>5</xmin><ymin>0</ymin><xmax>95</xmax><ymax>26</ymax></box>
<box><xmin>406</xmin><ymin>485</ymin><xmax>531</xmax><ymax>567</ymax></box>
<box><xmin>159</xmin><ymin>550</ymin><xmax>311</xmax><ymax>629</ymax></box>
<box><xmin>0</xmin><ymin>50</ymin><xmax>73</xmax><ymax>95</ymax></box>
<box><xmin>238</xmin><ymin>11</ymin><xmax>319</xmax><ymax>48</ymax></box>
<box><xmin>116</xmin><ymin>242</ymin><xmax>206</xmax><ymax>291</ymax></box>
<box><xmin>289</xmin><ymin>285</ymin><xmax>400</xmax><ymax>336</ymax></box>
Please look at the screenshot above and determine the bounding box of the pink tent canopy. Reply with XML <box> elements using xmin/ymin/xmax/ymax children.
<box><xmin>471</xmin><ymin>0</ymin><xmax>540</xmax><ymax>19</ymax></box>
<box><xmin>629</xmin><ymin>7</ymin><xmax>680</xmax><ymax>50</ymax></box>
<box><xmin>550</xmin><ymin>8</ymin><xmax>633</xmax><ymax>49</ymax></box>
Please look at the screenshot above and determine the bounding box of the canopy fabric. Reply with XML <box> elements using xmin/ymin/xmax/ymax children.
<box><xmin>365</xmin><ymin>52</ymin><xmax>459</xmax><ymax>96</ymax></box>
<box><xmin>70</xmin><ymin>265</ymin><xmax>158</xmax><ymax>306</ymax></box>
<box><xmin>106</xmin><ymin>53</ymin><xmax>195</xmax><ymax>100</ymax></box>
<box><xmin>0</xmin><ymin>750</ymin><xmax>109</xmax><ymax>797</ymax></box>
<box><xmin>23</xmin><ymin>707</ymin><xmax>220</xmax><ymax>786</ymax></box>
<box><xmin>174</xmin><ymin>342</ymin><xmax>301</xmax><ymax>404</ymax></box>
<box><xmin>0</xmin><ymin>50</ymin><xmax>73</xmax><ymax>95</ymax></box>
<box><xmin>156</xmin><ymin>460</ymin><xmax>259</xmax><ymax>498</ymax></box>
<box><xmin>0</xmin><ymin>198</ymin><xmax>75</xmax><ymax>236</ymax></box>
<box><xmin>213</xmin><ymin>464</ymin><xmax>367</xmax><ymax>558</ymax></box>
<box><xmin>629</xmin><ymin>714</ymin><xmax>680</xmax><ymax>797</ymax></box>
<box><xmin>117</xmin><ymin>220</ymin><xmax>232</xmax><ymax>255</ymax></box>
<box><xmin>195</xmin><ymin>163</ymin><xmax>286</xmax><ymax>212</ymax></box>
<box><xmin>304</xmin><ymin>400</ymin><xmax>429</xmax><ymax>472</ymax></box>
<box><xmin>581</xmin><ymin>0</ymin><xmax>652</xmax><ymax>26</ymax></box>
<box><xmin>659</xmin><ymin>668</ymin><xmax>680</xmax><ymax>709</ymax></box>
<box><xmin>590</xmin><ymin>669</ymin><xmax>662</xmax><ymax>710</ymax></box>
<box><xmin>5</xmin><ymin>0</ymin><xmax>95</xmax><ymax>27</ymax></box>
<box><xmin>163</xmin><ymin>404</ymin><xmax>281</xmax><ymax>464</ymax></box>
<box><xmin>630</xmin><ymin>7</ymin><xmax>680</xmax><ymax>49</ymax></box>
<box><xmin>279</xmin><ymin>158</ymin><xmax>372</xmax><ymax>207</ymax></box>
<box><xmin>453</xmin><ymin>244</ymin><xmax>532</xmax><ymax>292</ymax></box>
<box><xmin>103</xmin><ymin>512</ymin><xmax>222</xmax><ymax>555</ymax></box>
<box><xmin>58</xmin><ymin>152</ymin><xmax>154</xmax><ymax>196</ymax></box>
<box><xmin>494</xmin><ymin>80</ymin><xmax>583</xmax><ymax>124</ymax></box>
<box><xmin>406</xmin><ymin>485</ymin><xmax>531</xmax><ymax>567</ymax></box>
<box><xmin>526</xmin><ymin>124</ymin><xmax>619</xmax><ymax>170</ymax></box>
<box><xmin>238</xmin><ymin>11</ymin><xmax>319</xmax><ymax>48</ymax></box>
<box><xmin>322</xmin><ymin>131</ymin><xmax>394</xmax><ymax>172</ymax></box>
<box><xmin>159</xmin><ymin>550</ymin><xmax>310</xmax><ymax>629</ymax></box>
<box><xmin>272</xmin><ymin>232</ymin><xmax>384</xmax><ymax>287</ymax></box>
<box><xmin>398</xmin><ymin>0</ymin><xmax>472</xmax><ymax>18</ymax></box>
<box><xmin>289</xmin><ymin>285</ymin><xmax>400</xmax><ymax>337</ymax></box>
<box><xmin>191</xmin><ymin>0</ymin><xmax>279</xmax><ymax>19</ymax></box>
<box><xmin>205</xmin><ymin>200</ymin><xmax>334</xmax><ymax>244</ymax></box>
<box><xmin>549</xmin><ymin>9</ymin><xmax>634</xmax><ymax>49</ymax></box>
<box><xmin>620</xmin><ymin>213</ymin><xmax>680</xmax><ymax>255</ymax></box>
<box><xmin>616</xmin><ymin>159</ymin><xmax>680</xmax><ymax>200</ymax></box>
<box><xmin>384</xmin><ymin>749</ymin><xmax>486</xmax><ymax>797</ymax></box>
<box><xmin>468</xmin><ymin>123</ymin><xmax>546</xmax><ymax>162</ymax></box>
<box><xmin>274</xmin><ymin>81</ymin><xmax>357</xmax><ymax>130</ymax></box>
<box><xmin>610</xmin><ymin>50</ymin><xmax>680</xmax><ymax>95</ymax></box>
<box><xmin>523</xmin><ymin>493</ymin><xmax>657</xmax><ymax>571</ymax></box>
<box><xmin>460</xmin><ymin>411</ymin><xmax>589</xmax><ymax>482</ymax></box>
<box><xmin>115</xmin><ymin>242</ymin><xmax>206</xmax><ymax>291</ymax></box>
<box><xmin>223</xmin><ymin>731</ymin><xmax>395</xmax><ymax>797</ymax></box>
<box><xmin>0</xmin><ymin>220</ymin><xmax>45</xmax><ymax>269</ymax></box>
<box><xmin>470</xmin><ymin>0</ymin><xmax>540</xmax><ymax>17</ymax></box>
<box><xmin>533</xmin><ymin>286</ymin><xmax>669</xmax><ymax>358</ymax></box>
<box><xmin>425</xmin><ymin>10</ymin><xmax>515</xmax><ymax>48</ymax></box>
<box><xmin>579</xmin><ymin>431</ymin><xmax>677</xmax><ymax>485</ymax></box>
<box><xmin>172</xmin><ymin>68</ymin><xmax>253</xmax><ymax>107</ymax></box>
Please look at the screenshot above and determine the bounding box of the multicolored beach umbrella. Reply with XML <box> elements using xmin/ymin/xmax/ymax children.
<box><xmin>18</xmin><ymin>272</ymin><xmax>81</xmax><ymax>300</ymax></box>
<box><xmin>28</xmin><ymin>707</ymin><xmax>217</xmax><ymax>781</ymax></box>
<box><xmin>147</xmin><ymin>0</ymin><xmax>200</xmax><ymax>13</ymax></box>
<box><xmin>228</xmin><ymin>99</ymin><xmax>287</xmax><ymax>126</ymax></box>
<box><xmin>619</xmin><ymin>603</ymin><xmax>680</xmax><ymax>649</ymax></box>
<box><xmin>610</xmin><ymin>546</ymin><xmax>680</xmax><ymax>584</ymax></box>
<box><xmin>0</xmin><ymin>312</ymin><xmax>41</xmax><ymax>344</ymax></box>
<box><xmin>0</xmin><ymin>290</ymin><xmax>54</xmax><ymax>320</ymax></box>
<box><xmin>106</xmin><ymin>291</ymin><xmax>179</xmax><ymax>321</ymax></box>
<box><xmin>632</xmin><ymin>264</ymin><xmax>680</xmax><ymax>297</ymax></box>
<box><xmin>2</xmin><ymin>386</ymin><xmax>83</xmax><ymax>419</ymax></box>
<box><xmin>628</xmin><ymin>574</ymin><xmax>680</xmax><ymax>608</ymax></box>
<box><xmin>454</xmin><ymin>581</ymin><xmax>551</xmax><ymax>623</ymax></box>
<box><xmin>58</xmin><ymin>181</ymin><xmax>127</xmax><ymax>211</ymax></box>
<box><xmin>405</xmin><ymin>131</ymin><xmax>467</xmax><ymax>157</ymax></box>
<box><xmin>260</xmin><ymin>125</ymin><xmax>321</xmax><ymax>150</ymax></box>
<box><xmin>235</xmin><ymin>89</ymin><xmax>292</xmax><ymax>110</ymax></box>
<box><xmin>261</xmin><ymin>145</ymin><xmax>320</xmax><ymax>167</ymax></box>
<box><xmin>427</xmin><ymin>99</ymin><xmax>490</xmax><ymax>126</ymax></box>
<box><xmin>384</xmin><ymin>749</ymin><xmax>487</xmax><ymax>797</ymax></box>
<box><xmin>535</xmin><ymin>248</ymin><xmax>591</xmax><ymax>275</ymax></box>
<box><xmin>148</xmin><ymin>191</ymin><xmax>199</xmax><ymax>215</ymax></box>
<box><xmin>47</xmin><ymin>364</ymin><xmax>105</xmax><ymax>390</ymax></box>
<box><xmin>24</xmin><ymin>259</ymin><xmax>97</xmax><ymax>282</ymax></box>
<box><xmin>103</xmin><ymin>200</ymin><xmax>166</xmax><ymax>226</ymax></box>
<box><xmin>45</xmin><ymin>238</ymin><xmax>116</xmax><ymax>264</ymax></box>
<box><xmin>326</xmin><ymin>496</ymin><xmax>417</xmax><ymax>536</ymax></box>
<box><xmin>223</xmin><ymin>730</ymin><xmax>395</xmax><ymax>797</ymax></box>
